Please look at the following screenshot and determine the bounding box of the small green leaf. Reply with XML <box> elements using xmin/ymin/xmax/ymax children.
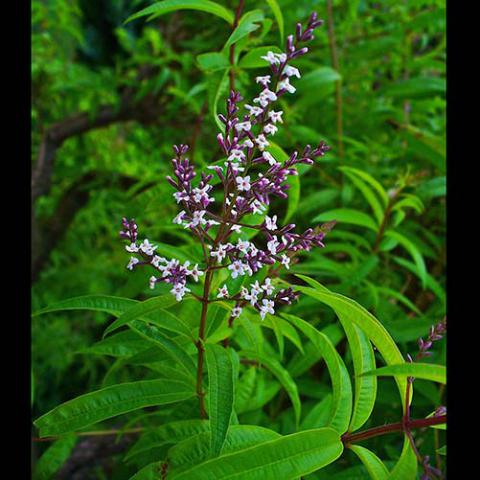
<box><xmin>33</xmin><ymin>434</ymin><xmax>77</xmax><ymax>480</ymax></box>
<box><xmin>223</xmin><ymin>10</ymin><xmax>264</xmax><ymax>51</ymax></box>
<box><xmin>265</xmin><ymin>0</ymin><xmax>284</xmax><ymax>43</ymax></box>
<box><xmin>125</xmin><ymin>0</ymin><xmax>235</xmax><ymax>25</ymax></box>
<box><xmin>197</xmin><ymin>52</ymin><xmax>230</xmax><ymax>72</ymax></box>
<box><xmin>205</xmin><ymin>344</ymin><xmax>235</xmax><ymax>456</ymax></box>
<box><xmin>350</xmin><ymin>445</ymin><xmax>389</xmax><ymax>480</ymax></box>
<box><xmin>313</xmin><ymin>209</ymin><xmax>379</xmax><ymax>231</ymax></box>
<box><xmin>362</xmin><ymin>363</ymin><xmax>446</xmax><ymax>384</ymax></box>
<box><xmin>388</xmin><ymin>437</ymin><xmax>418</xmax><ymax>479</ymax></box>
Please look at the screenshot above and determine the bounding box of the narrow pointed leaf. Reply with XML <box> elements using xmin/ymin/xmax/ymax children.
<box><xmin>350</xmin><ymin>445</ymin><xmax>389</xmax><ymax>480</ymax></box>
<box><xmin>362</xmin><ymin>363</ymin><xmax>446</xmax><ymax>384</ymax></box>
<box><xmin>313</xmin><ymin>208</ymin><xmax>379</xmax><ymax>231</ymax></box>
<box><xmin>388</xmin><ymin>437</ymin><xmax>418</xmax><ymax>479</ymax></box>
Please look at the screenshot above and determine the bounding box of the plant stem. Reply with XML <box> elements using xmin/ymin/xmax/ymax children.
<box><xmin>342</xmin><ymin>415</ymin><xmax>446</xmax><ymax>445</ymax></box>
<box><xmin>372</xmin><ymin>194</ymin><xmax>396</xmax><ymax>254</ymax></box>
<box><xmin>229</xmin><ymin>0</ymin><xmax>245</xmax><ymax>91</ymax></box>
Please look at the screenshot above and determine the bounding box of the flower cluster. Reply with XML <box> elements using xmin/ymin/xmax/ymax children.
<box><xmin>415</xmin><ymin>318</ymin><xmax>446</xmax><ymax>360</ymax></box>
<box><xmin>119</xmin><ymin>13</ymin><xmax>332</xmax><ymax>320</ymax></box>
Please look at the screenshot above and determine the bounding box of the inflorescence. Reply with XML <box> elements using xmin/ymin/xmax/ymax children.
<box><xmin>120</xmin><ymin>12</ymin><xmax>331</xmax><ymax>321</ymax></box>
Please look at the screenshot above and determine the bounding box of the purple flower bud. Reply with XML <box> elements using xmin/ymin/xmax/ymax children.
<box><xmin>296</xmin><ymin>22</ymin><xmax>302</xmax><ymax>41</ymax></box>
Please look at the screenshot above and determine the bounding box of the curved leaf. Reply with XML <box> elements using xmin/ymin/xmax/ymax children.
<box><xmin>205</xmin><ymin>344</ymin><xmax>235</xmax><ymax>456</ymax></box>
<box><xmin>33</xmin><ymin>433</ymin><xmax>77</xmax><ymax>480</ymax></box>
<box><xmin>362</xmin><ymin>363</ymin><xmax>446</xmax><ymax>384</ymax></box>
<box><xmin>169</xmin><ymin>428</ymin><xmax>343</xmax><ymax>479</ymax></box>
<box><xmin>265</xmin><ymin>0</ymin><xmax>283</xmax><ymax>43</ymax></box>
<box><xmin>223</xmin><ymin>10</ymin><xmax>264</xmax><ymax>51</ymax></box>
<box><xmin>125</xmin><ymin>0</ymin><xmax>234</xmax><ymax>25</ymax></box>
<box><xmin>313</xmin><ymin>208</ymin><xmax>379</xmax><ymax>231</ymax></box>
<box><xmin>34</xmin><ymin>380</ymin><xmax>195</xmax><ymax>437</ymax></box>
<box><xmin>388</xmin><ymin>438</ymin><xmax>418</xmax><ymax>479</ymax></box>
<box><xmin>350</xmin><ymin>445</ymin><xmax>389</xmax><ymax>480</ymax></box>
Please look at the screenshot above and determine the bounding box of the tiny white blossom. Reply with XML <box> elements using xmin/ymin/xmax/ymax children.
<box><xmin>284</xmin><ymin>65</ymin><xmax>301</xmax><ymax>78</ymax></box>
<box><xmin>245</xmin><ymin>104</ymin><xmax>264</xmax><ymax>116</ymax></box>
<box><xmin>139</xmin><ymin>239</ymin><xmax>157</xmax><ymax>255</ymax></box>
<box><xmin>173</xmin><ymin>191</ymin><xmax>189</xmax><ymax>203</ymax></box>
<box><xmin>251</xmin><ymin>199</ymin><xmax>266</xmax><ymax>214</ymax></box>
<box><xmin>279</xmin><ymin>77</ymin><xmax>296</xmax><ymax>94</ymax></box>
<box><xmin>256</xmin><ymin>75</ymin><xmax>271</xmax><ymax>84</ymax></box>
<box><xmin>235</xmin><ymin>121</ymin><xmax>252</xmax><ymax>133</ymax></box>
<box><xmin>173</xmin><ymin>210</ymin><xmax>186</xmax><ymax>225</ymax></box>
<box><xmin>259</xmin><ymin>299</ymin><xmax>275</xmax><ymax>320</ymax></box>
<box><xmin>171</xmin><ymin>284</ymin><xmax>190</xmax><ymax>301</ymax></box>
<box><xmin>268</xmin><ymin>110</ymin><xmax>283</xmax><ymax>124</ymax></box>
<box><xmin>228</xmin><ymin>260</ymin><xmax>246</xmax><ymax>279</ymax></box>
<box><xmin>125</xmin><ymin>243</ymin><xmax>139</xmax><ymax>253</ymax></box>
<box><xmin>151</xmin><ymin>255</ymin><xmax>167</xmax><ymax>267</ymax></box>
<box><xmin>188</xmin><ymin>210</ymin><xmax>207</xmax><ymax>228</ymax></box>
<box><xmin>242</xmin><ymin>138</ymin><xmax>254</xmax><ymax>149</ymax></box>
<box><xmin>126</xmin><ymin>257</ymin><xmax>139</xmax><ymax>270</ymax></box>
<box><xmin>261</xmin><ymin>51</ymin><xmax>279</xmax><ymax>65</ymax></box>
<box><xmin>228</xmin><ymin>149</ymin><xmax>245</xmax><ymax>162</ymax></box>
<box><xmin>267</xmin><ymin>236</ymin><xmax>280</xmax><ymax>255</ymax></box>
<box><xmin>250</xmin><ymin>280</ymin><xmax>263</xmax><ymax>296</ymax></box>
<box><xmin>237</xmin><ymin>238</ymin><xmax>250</xmax><ymax>253</ymax></box>
<box><xmin>262</xmin><ymin>277</ymin><xmax>275</xmax><ymax>295</ymax></box>
<box><xmin>262</xmin><ymin>151</ymin><xmax>279</xmax><ymax>166</ymax></box>
<box><xmin>217</xmin><ymin>285</ymin><xmax>229</xmax><ymax>298</ymax></box>
<box><xmin>265</xmin><ymin>215</ymin><xmax>278</xmax><ymax>231</ymax></box>
<box><xmin>149</xmin><ymin>276</ymin><xmax>157</xmax><ymax>289</ymax></box>
<box><xmin>262</xmin><ymin>88</ymin><xmax>278</xmax><ymax>101</ymax></box>
<box><xmin>281</xmin><ymin>254</ymin><xmax>291</xmax><ymax>269</ymax></box>
<box><xmin>210</xmin><ymin>244</ymin><xmax>228</xmax><ymax>262</ymax></box>
<box><xmin>264</xmin><ymin>124</ymin><xmax>278</xmax><ymax>136</ymax></box>
<box><xmin>230</xmin><ymin>223</ymin><xmax>242</xmax><ymax>233</ymax></box>
<box><xmin>235</xmin><ymin>175</ymin><xmax>251</xmax><ymax>192</ymax></box>
<box><xmin>190</xmin><ymin>264</ymin><xmax>204</xmax><ymax>282</ymax></box>
<box><xmin>255</xmin><ymin>134</ymin><xmax>269</xmax><ymax>151</ymax></box>
<box><xmin>231</xmin><ymin>306</ymin><xmax>243</xmax><ymax>318</ymax></box>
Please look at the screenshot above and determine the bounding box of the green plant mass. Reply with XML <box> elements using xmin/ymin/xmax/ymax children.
<box><xmin>32</xmin><ymin>1</ymin><xmax>446</xmax><ymax>479</ymax></box>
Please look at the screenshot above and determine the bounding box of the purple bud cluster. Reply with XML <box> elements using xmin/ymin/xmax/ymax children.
<box><xmin>416</xmin><ymin>318</ymin><xmax>446</xmax><ymax>360</ymax></box>
<box><xmin>119</xmin><ymin>13</ymin><xmax>333</xmax><ymax>320</ymax></box>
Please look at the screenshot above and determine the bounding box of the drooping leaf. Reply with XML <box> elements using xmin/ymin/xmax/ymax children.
<box><xmin>223</xmin><ymin>10</ymin><xmax>264</xmax><ymax>51</ymax></box>
<box><xmin>388</xmin><ymin>437</ymin><xmax>418</xmax><ymax>479</ymax></box>
<box><xmin>169</xmin><ymin>428</ymin><xmax>343</xmax><ymax>479</ymax></box>
<box><xmin>265</xmin><ymin>0</ymin><xmax>284</xmax><ymax>43</ymax></box>
<box><xmin>362</xmin><ymin>363</ymin><xmax>446</xmax><ymax>384</ymax></box>
<box><xmin>125</xmin><ymin>0</ymin><xmax>235</xmax><ymax>25</ymax></box>
<box><xmin>350</xmin><ymin>445</ymin><xmax>389</xmax><ymax>480</ymax></box>
<box><xmin>313</xmin><ymin>209</ymin><xmax>379</xmax><ymax>231</ymax></box>
<box><xmin>33</xmin><ymin>433</ymin><xmax>77</xmax><ymax>480</ymax></box>
<box><xmin>205</xmin><ymin>344</ymin><xmax>235</xmax><ymax>456</ymax></box>
<box><xmin>34</xmin><ymin>380</ymin><xmax>195</xmax><ymax>437</ymax></box>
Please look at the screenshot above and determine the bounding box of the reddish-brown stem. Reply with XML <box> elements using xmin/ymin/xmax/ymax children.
<box><xmin>229</xmin><ymin>0</ymin><xmax>245</xmax><ymax>91</ymax></box>
<box><xmin>342</xmin><ymin>415</ymin><xmax>447</xmax><ymax>446</ymax></box>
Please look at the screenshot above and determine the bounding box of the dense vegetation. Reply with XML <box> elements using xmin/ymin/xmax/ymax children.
<box><xmin>32</xmin><ymin>1</ymin><xmax>446</xmax><ymax>478</ymax></box>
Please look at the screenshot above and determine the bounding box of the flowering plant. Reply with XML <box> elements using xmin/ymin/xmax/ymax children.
<box><xmin>33</xmin><ymin>8</ymin><xmax>446</xmax><ymax>480</ymax></box>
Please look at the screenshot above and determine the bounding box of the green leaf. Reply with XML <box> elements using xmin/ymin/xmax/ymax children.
<box><xmin>208</xmin><ymin>68</ymin><xmax>229</xmax><ymax>131</ymax></box>
<box><xmin>169</xmin><ymin>428</ymin><xmax>343</xmax><ymax>479</ymax></box>
<box><xmin>437</xmin><ymin>445</ymin><xmax>446</xmax><ymax>456</ymax></box>
<box><xmin>384</xmin><ymin>76</ymin><xmax>445</xmax><ymax>99</ymax></box>
<box><xmin>339</xmin><ymin>167</ymin><xmax>389</xmax><ymax>206</ymax></box>
<box><xmin>362</xmin><ymin>363</ymin><xmax>446</xmax><ymax>384</ymax></box>
<box><xmin>388</xmin><ymin>438</ymin><xmax>418</xmax><ymax>479</ymax></box>
<box><xmin>33</xmin><ymin>433</ymin><xmax>77</xmax><ymax>480</ymax></box>
<box><xmin>282</xmin><ymin>313</ymin><xmax>352</xmax><ymax>434</ymax></box>
<box><xmin>130</xmin><ymin>321</ymin><xmax>196</xmax><ymax>382</ymax></box>
<box><xmin>384</xmin><ymin>230</ymin><xmax>427</xmax><ymax>289</ymax></box>
<box><xmin>223</xmin><ymin>10</ymin><xmax>264</xmax><ymax>51</ymax></box>
<box><xmin>34</xmin><ymin>380</ymin><xmax>195</xmax><ymax>437</ymax></box>
<box><xmin>125</xmin><ymin>0</ymin><xmax>235</xmax><ymax>25</ymax></box>
<box><xmin>295</xmin><ymin>282</ymin><xmax>407</xmax><ymax>408</ymax></box>
<box><xmin>103</xmin><ymin>295</ymin><xmax>192</xmax><ymax>339</ymax></box>
<box><xmin>238</xmin><ymin>46</ymin><xmax>282</xmax><ymax>68</ymax></box>
<box><xmin>341</xmin><ymin>321</ymin><xmax>377</xmax><ymax>432</ymax></box>
<box><xmin>350</xmin><ymin>445</ymin><xmax>389</xmax><ymax>480</ymax></box>
<box><xmin>240</xmin><ymin>349</ymin><xmax>301</xmax><ymax>428</ymax></box>
<box><xmin>298</xmin><ymin>67</ymin><xmax>341</xmax><ymax>91</ymax></box>
<box><xmin>197</xmin><ymin>52</ymin><xmax>230</xmax><ymax>72</ymax></box>
<box><xmin>313</xmin><ymin>209</ymin><xmax>379</xmax><ymax>231</ymax></box>
<box><xmin>265</xmin><ymin>0</ymin><xmax>284</xmax><ymax>43</ymax></box>
<box><xmin>205</xmin><ymin>344</ymin><xmax>235</xmax><ymax>456</ymax></box>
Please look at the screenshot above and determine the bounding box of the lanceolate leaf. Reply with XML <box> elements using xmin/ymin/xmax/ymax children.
<box><xmin>223</xmin><ymin>10</ymin><xmax>264</xmax><ymax>51</ymax></box>
<box><xmin>169</xmin><ymin>428</ymin><xmax>344</xmax><ymax>479</ymax></box>
<box><xmin>265</xmin><ymin>0</ymin><xmax>284</xmax><ymax>43</ymax></box>
<box><xmin>240</xmin><ymin>350</ymin><xmax>301</xmax><ymax>428</ymax></box>
<box><xmin>313</xmin><ymin>208</ymin><xmax>379</xmax><ymax>231</ymax></box>
<box><xmin>349</xmin><ymin>445</ymin><xmax>389</xmax><ymax>480</ymax></box>
<box><xmin>33</xmin><ymin>433</ymin><xmax>77</xmax><ymax>480</ymax></box>
<box><xmin>205</xmin><ymin>344</ymin><xmax>235</xmax><ymax>456</ymax></box>
<box><xmin>282</xmin><ymin>313</ymin><xmax>352</xmax><ymax>435</ymax></box>
<box><xmin>362</xmin><ymin>363</ymin><xmax>446</xmax><ymax>384</ymax></box>
<box><xmin>388</xmin><ymin>437</ymin><xmax>418</xmax><ymax>479</ymax></box>
<box><xmin>294</xmin><ymin>279</ymin><xmax>407</xmax><ymax>407</ymax></box>
<box><xmin>34</xmin><ymin>380</ymin><xmax>195</xmax><ymax>437</ymax></box>
<box><xmin>125</xmin><ymin>0</ymin><xmax>235</xmax><ymax>25</ymax></box>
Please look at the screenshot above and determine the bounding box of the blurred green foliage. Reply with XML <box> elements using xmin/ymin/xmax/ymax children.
<box><xmin>32</xmin><ymin>0</ymin><xmax>445</xmax><ymax>478</ymax></box>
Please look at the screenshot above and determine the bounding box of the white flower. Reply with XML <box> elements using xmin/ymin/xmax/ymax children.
<box><xmin>262</xmin><ymin>88</ymin><xmax>278</xmax><ymax>101</ymax></box>
<box><xmin>281</xmin><ymin>254</ymin><xmax>291</xmax><ymax>270</ymax></box>
<box><xmin>255</xmin><ymin>134</ymin><xmax>269</xmax><ymax>151</ymax></box>
<box><xmin>228</xmin><ymin>149</ymin><xmax>245</xmax><ymax>162</ymax></box>
<box><xmin>171</xmin><ymin>283</ymin><xmax>190</xmax><ymax>301</ymax></box>
<box><xmin>251</xmin><ymin>199</ymin><xmax>266</xmax><ymax>214</ymax></box>
<box><xmin>245</xmin><ymin>104</ymin><xmax>263</xmax><ymax>116</ymax></box>
<box><xmin>262</xmin><ymin>277</ymin><xmax>275</xmax><ymax>295</ymax></box>
<box><xmin>125</xmin><ymin>243</ymin><xmax>139</xmax><ymax>253</ymax></box>
<box><xmin>264</xmin><ymin>124</ymin><xmax>278</xmax><ymax>136</ymax></box>
<box><xmin>173</xmin><ymin>191</ymin><xmax>189</xmax><ymax>203</ymax></box>
<box><xmin>149</xmin><ymin>276</ymin><xmax>157</xmax><ymax>289</ymax></box>
<box><xmin>249</xmin><ymin>243</ymin><xmax>259</xmax><ymax>256</ymax></box>
<box><xmin>284</xmin><ymin>66</ymin><xmax>301</xmax><ymax>78</ymax></box>
<box><xmin>259</xmin><ymin>299</ymin><xmax>275</xmax><ymax>320</ymax></box>
<box><xmin>190</xmin><ymin>264</ymin><xmax>204</xmax><ymax>282</ymax></box>
<box><xmin>228</xmin><ymin>260</ymin><xmax>246</xmax><ymax>279</ymax></box>
<box><xmin>217</xmin><ymin>285</ymin><xmax>229</xmax><ymax>298</ymax></box>
<box><xmin>126</xmin><ymin>257</ymin><xmax>139</xmax><ymax>270</ymax></box>
<box><xmin>242</xmin><ymin>138</ymin><xmax>254</xmax><ymax>149</ymax></box>
<box><xmin>268</xmin><ymin>110</ymin><xmax>283</xmax><ymax>124</ymax></box>
<box><xmin>267</xmin><ymin>236</ymin><xmax>280</xmax><ymax>255</ymax></box>
<box><xmin>230</xmin><ymin>223</ymin><xmax>242</xmax><ymax>233</ymax></box>
<box><xmin>237</xmin><ymin>239</ymin><xmax>250</xmax><ymax>253</ymax></box>
<box><xmin>265</xmin><ymin>215</ymin><xmax>278</xmax><ymax>231</ymax></box>
<box><xmin>192</xmin><ymin>186</ymin><xmax>213</xmax><ymax>204</ymax></box>
<box><xmin>262</xmin><ymin>151</ymin><xmax>278</xmax><ymax>166</ymax></box>
<box><xmin>235</xmin><ymin>175</ymin><xmax>251</xmax><ymax>192</ymax></box>
<box><xmin>210</xmin><ymin>243</ymin><xmax>228</xmax><ymax>262</ymax></box>
<box><xmin>139</xmin><ymin>239</ymin><xmax>157</xmax><ymax>255</ymax></box>
<box><xmin>250</xmin><ymin>280</ymin><xmax>263</xmax><ymax>296</ymax></box>
<box><xmin>261</xmin><ymin>51</ymin><xmax>279</xmax><ymax>65</ymax></box>
<box><xmin>151</xmin><ymin>255</ymin><xmax>167</xmax><ymax>267</ymax></box>
<box><xmin>173</xmin><ymin>210</ymin><xmax>186</xmax><ymax>225</ymax></box>
<box><xmin>235</xmin><ymin>121</ymin><xmax>252</xmax><ymax>133</ymax></box>
<box><xmin>188</xmin><ymin>210</ymin><xmax>207</xmax><ymax>228</ymax></box>
<box><xmin>240</xmin><ymin>287</ymin><xmax>249</xmax><ymax>298</ymax></box>
<box><xmin>255</xmin><ymin>75</ymin><xmax>271</xmax><ymax>84</ymax></box>
<box><xmin>232</xmin><ymin>306</ymin><xmax>243</xmax><ymax>318</ymax></box>
<box><xmin>279</xmin><ymin>77</ymin><xmax>296</xmax><ymax>94</ymax></box>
